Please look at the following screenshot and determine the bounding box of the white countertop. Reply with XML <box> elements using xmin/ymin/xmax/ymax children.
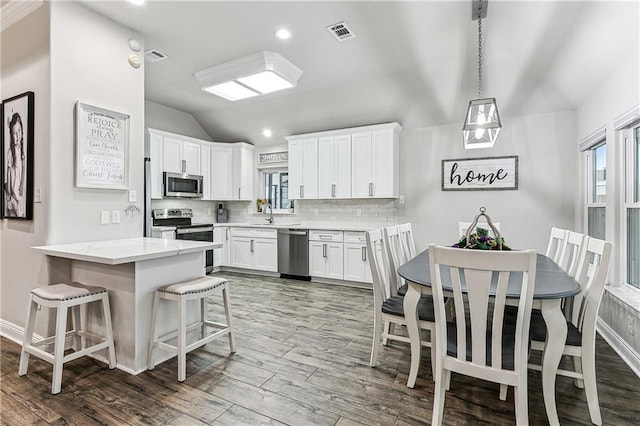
<box><xmin>216</xmin><ymin>222</ymin><xmax>384</xmax><ymax>232</ymax></box>
<box><xmin>32</xmin><ymin>237</ymin><xmax>221</xmax><ymax>265</ymax></box>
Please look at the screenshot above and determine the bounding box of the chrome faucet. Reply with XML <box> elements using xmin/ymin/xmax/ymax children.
<box><xmin>265</xmin><ymin>203</ymin><xmax>274</xmax><ymax>224</ymax></box>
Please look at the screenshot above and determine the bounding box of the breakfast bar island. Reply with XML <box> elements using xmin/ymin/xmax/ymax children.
<box><xmin>32</xmin><ymin>237</ymin><xmax>221</xmax><ymax>374</ymax></box>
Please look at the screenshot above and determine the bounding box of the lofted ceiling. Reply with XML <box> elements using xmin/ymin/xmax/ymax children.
<box><xmin>80</xmin><ymin>0</ymin><xmax>639</xmax><ymax>146</ymax></box>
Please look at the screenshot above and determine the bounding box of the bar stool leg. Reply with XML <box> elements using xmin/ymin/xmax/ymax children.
<box><xmin>177</xmin><ymin>296</ymin><xmax>187</xmax><ymax>382</ymax></box>
<box><xmin>222</xmin><ymin>284</ymin><xmax>235</xmax><ymax>353</ymax></box>
<box><xmin>147</xmin><ymin>291</ymin><xmax>160</xmax><ymax>370</ymax></box>
<box><xmin>101</xmin><ymin>294</ymin><xmax>117</xmax><ymax>369</ymax></box>
<box><xmin>71</xmin><ymin>305</ymin><xmax>82</xmax><ymax>351</ymax></box>
<box><xmin>19</xmin><ymin>297</ymin><xmax>38</xmax><ymax>376</ymax></box>
<box><xmin>200</xmin><ymin>297</ymin><xmax>207</xmax><ymax>339</ymax></box>
<box><xmin>52</xmin><ymin>303</ymin><xmax>69</xmax><ymax>394</ymax></box>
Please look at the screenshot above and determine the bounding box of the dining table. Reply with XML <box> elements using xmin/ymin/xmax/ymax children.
<box><xmin>398</xmin><ymin>249</ymin><xmax>581</xmax><ymax>426</ymax></box>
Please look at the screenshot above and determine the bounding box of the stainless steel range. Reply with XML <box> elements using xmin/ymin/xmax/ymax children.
<box><xmin>152</xmin><ymin>208</ymin><xmax>214</xmax><ymax>273</ymax></box>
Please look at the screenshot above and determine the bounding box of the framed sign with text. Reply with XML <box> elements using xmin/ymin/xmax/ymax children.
<box><xmin>75</xmin><ymin>102</ymin><xmax>129</xmax><ymax>190</ymax></box>
<box><xmin>441</xmin><ymin>155</ymin><xmax>518</xmax><ymax>191</ymax></box>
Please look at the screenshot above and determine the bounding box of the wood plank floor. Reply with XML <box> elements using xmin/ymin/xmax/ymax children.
<box><xmin>1</xmin><ymin>272</ymin><xmax>639</xmax><ymax>425</ymax></box>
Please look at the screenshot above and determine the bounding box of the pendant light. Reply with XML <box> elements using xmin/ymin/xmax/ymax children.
<box><xmin>463</xmin><ymin>0</ymin><xmax>501</xmax><ymax>150</ymax></box>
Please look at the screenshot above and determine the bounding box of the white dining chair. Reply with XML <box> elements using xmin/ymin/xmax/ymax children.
<box><xmin>428</xmin><ymin>245</ymin><xmax>537</xmax><ymax>425</ymax></box>
<box><xmin>366</xmin><ymin>229</ymin><xmax>436</xmax><ymax>376</ymax></box>
<box><xmin>383</xmin><ymin>225</ymin><xmax>408</xmax><ymax>296</ymax></box>
<box><xmin>545</xmin><ymin>227</ymin><xmax>569</xmax><ymax>264</ymax></box>
<box><xmin>458</xmin><ymin>221</ymin><xmax>501</xmax><ymax>239</ymax></box>
<box><xmin>558</xmin><ymin>231</ymin><xmax>588</xmax><ymax>276</ymax></box>
<box><xmin>398</xmin><ymin>223</ymin><xmax>417</xmax><ymax>260</ymax></box>
<box><xmin>528</xmin><ymin>237</ymin><xmax>612</xmax><ymax>426</ymax></box>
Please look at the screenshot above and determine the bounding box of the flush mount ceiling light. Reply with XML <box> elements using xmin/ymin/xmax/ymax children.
<box><xmin>463</xmin><ymin>0</ymin><xmax>502</xmax><ymax>150</ymax></box>
<box><xmin>194</xmin><ymin>51</ymin><xmax>303</xmax><ymax>101</ymax></box>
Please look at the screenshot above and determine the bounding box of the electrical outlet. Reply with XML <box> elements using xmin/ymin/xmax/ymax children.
<box><xmin>356</xmin><ymin>208</ymin><xmax>362</xmax><ymax>217</ymax></box>
<box><xmin>628</xmin><ymin>315</ymin><xmax>635</xmax><ymax>336</ymax></box>
<box><xmin>313</xmin><ymin>208</ymin><xmax>319</xmax><ymax>216</ymax></box>
<box><xmin>207</xmin><ymin>208</ymin><xmax>212</xmax><ymax>215</ymax></box>
<box><xmin>34</xmin><ymin>187</ymin><xmax>42</xmax><ymax>203</ymax></box>
<box><xmin>101</xmin><ymin>211</ymin><xmax>110</xmax><ymax>224</ymax></box>
<box><xmin>128</xmin><ymin>190</ymin><xmax>137</xmax><ymax>203</ymax></box>
<box><xmin>112</xmin><ymin>210</ymin><xmax>121</xmax><ymax>224</ymax></box>
<box><xmin>399</xmin><ymin>195</ymin><xmax>405</xmax><ymax>205</ymax></box>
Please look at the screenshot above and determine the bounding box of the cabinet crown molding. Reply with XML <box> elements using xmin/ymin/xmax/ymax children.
<box><xmin>285</xmin><ymin>122</ymin><xmax>402</xmax><ymax>141</ymax></box>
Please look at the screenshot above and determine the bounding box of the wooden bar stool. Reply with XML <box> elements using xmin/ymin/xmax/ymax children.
<box><xmin>147</xmin><ymin>276</ymin><xmax>235</xmax><ymax>381</ymax></box>
<box><xmin>18</xmin><ymin>282</ymin><xmax>116</xmax><ymax>394</ymax></box>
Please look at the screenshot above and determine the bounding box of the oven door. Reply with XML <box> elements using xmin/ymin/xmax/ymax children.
<box><xmin>175</xmin><ymin>226</ymin><xmax>214</xmax><ymax>273</ymax></box>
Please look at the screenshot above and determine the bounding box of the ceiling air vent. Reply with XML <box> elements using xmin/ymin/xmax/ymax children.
<box><xmin>326</xmin><ymin>21</ymin><xmax>356</xmax><ymax>41</ymax></box>
<box><xmin>145</xmin><ymin>49</ymin><xmax>168</xmax><ymax>63</ymax></box>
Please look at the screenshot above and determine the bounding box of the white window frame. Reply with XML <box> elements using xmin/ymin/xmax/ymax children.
<box><xmin>259</xmin><ymin>167</ymin><xmax>291</xmax><ymax>213</ymax></box>
<box><xmin>614</xmin><ymin>104</ymin><xmax>640</xmax><ymax>291</ymax></box>
<box><xmin>579</xmin><ymin>127</ymin><xmax>607</xmax><ymax>239</ymax></box>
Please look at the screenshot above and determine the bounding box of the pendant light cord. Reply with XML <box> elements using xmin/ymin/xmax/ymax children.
<box><xmin>477</xmin><ymin>17</ymin><xmax>483</xmax><ymax>99</ymax></box>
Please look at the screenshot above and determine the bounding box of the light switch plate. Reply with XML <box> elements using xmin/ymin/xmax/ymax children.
<box><xmin>128</xmin><ymin>190</ymin><xmax>137</xmax><ymax>203</ymax></box>
<box><xmin>101</xmin><ymin>211</ymin><xmax>110</xmax><ymax>224</ymax></box>
<box><xmin>112</xmin><ymin>210</ymin><xmax>121</xmax><ymax>224</ymax></box>
<box><xmin>399</xmin><ymin>195</ymin><xmax>405</xmax><ymax>205</ymax></box>
<box><xmin>34</xmin><ymin>187</ymin><xmax>42</xmax><ymax>203</ymax></box>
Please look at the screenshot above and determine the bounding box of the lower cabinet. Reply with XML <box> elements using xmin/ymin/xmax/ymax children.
<box><xmin>343</xmin><ymin>243</ymin><xmax>372</xmax><ymax>283</ymax></box>
<box><xmin>229</xmin><ymin>227</ymin><xmax>278</xmax><ymax>272</ymax></box>
<box><xmin>309</xmin><ymin>241</ymin><xmax>344</xmax><ymax>279</ymax></box>
<box><xmin>213</xmin><ymin>226</ymin><xmax>230</xmax><ymax>267</ymax></box>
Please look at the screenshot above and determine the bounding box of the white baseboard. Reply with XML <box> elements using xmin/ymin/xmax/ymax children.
<box><xmin>597</xmin><ymin>317</ymin><xmax>640</xmax><ymax>378</ymax></box>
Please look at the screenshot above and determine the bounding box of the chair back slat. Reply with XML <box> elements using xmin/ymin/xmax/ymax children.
<box><xmin>429</xmin><ymin>245</ymin><xmax>537</xmax><ymax>374</ymax></box>
<box><xmin>366</xmin><ymin>229</ymin><xmax>392</xmax><ymax>307</ymax></box>
<box><xmin>559</xmin><ymin>231</ymin><xmax>587</xmax><ymax>276</ymax></box>
<box><xmin>570</xmin><ymin>237</ymin><xmax>612</xmax><ymax>331</ymax></box>
<box><xmin>545</xmin><ymin>227</ymin><xmax>568</xmax><ymax>263</ymax></box>
<box><xmin>398</xmin><ymin>223</ymin><xmax>417</xmax><ymax>259</ymax></box>
<box><xmin>383</xmin><ymin>225</ymin><xmax>406</xmax><ymax>295</ymax></box>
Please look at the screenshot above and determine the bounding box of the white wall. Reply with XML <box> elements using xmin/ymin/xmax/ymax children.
<box><xmin>145</xmin><ymin>100</ymin><xmax>213</xmax><ymax>144</ymax></box>
<box><xmin>0</xmin><ymin>5</ymin><xmax>51</xmax><ymax>341</ymax></box>
<box><xmin>48</xmin><ymin>2</ymin><xmax>145</xmax><ymax>244</ymax></box>
<box><xmin>400</xmin><ymin>110</ymin><xmax>577</xmax><ymax>253</ymax></box>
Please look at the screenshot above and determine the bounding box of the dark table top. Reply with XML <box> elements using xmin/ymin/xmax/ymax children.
<box><xmin>398</xmin><ymin>249</ymin><xmax>581</xmax><ymax>300</ymax></box>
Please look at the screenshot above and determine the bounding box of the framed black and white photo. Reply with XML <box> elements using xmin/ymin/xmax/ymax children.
<box><xmin>1</xmin><ymin>91</ymin><xmax>35</xmax><ymax>220</ymax></box>
<box><xmin>441</xmin><ymin>155</ymin><xmax>518</xmax><ymax>191</ymax></box>
<box><xmin>75</xmin><ymin>102</ymin><xmax>130</xmax><ymax>190</ymax></box>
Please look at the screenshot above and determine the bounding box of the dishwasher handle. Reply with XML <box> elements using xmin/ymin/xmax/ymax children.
<box><xmin>278</xmin><ymin>229</ymin><xmax>308</xmax><ymax>236</ymax></box>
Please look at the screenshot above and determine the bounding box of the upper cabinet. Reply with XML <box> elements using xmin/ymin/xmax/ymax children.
<box><xmin>288</xmin><ymin>138</ymin><xmax>318</xmax><ymax>199</ymax></box>
<box><xmin>147</xmin><ymin>128</ymin><xmax>255</xmax><ymax>201</ymax></box>
<box><xmin>232</xmin><ymin>143</ymin><xmax>254</xmax><ymax>201</ymax></box>
<box><xmin>286</xmin><ymin>122</ymin><xmax>401</xmax><ymax>200</ymax></box>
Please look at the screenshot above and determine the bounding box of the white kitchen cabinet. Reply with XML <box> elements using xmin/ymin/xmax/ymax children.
<box><xmin>200</xmin><ymin>144</ymin><xmax>212</xmax><ymax>200</ymax></box>
<box><xmin>351</xmin><ymin>125</ymin><xmax>400</xmax><ymax>198</ymax></box>
<box><xmin>229</xmin><ymin>227</ymin><xmax>277</xmax><ymax>271</ymax></box>
<box><xmin>287</xmin><ymin>137</ymin><xmax>318</xmax><ymax>199</ymax></box>
<box><xmin>308</xmin><ymin>230</ymin><xmax>343</xmax><ymax>280</ymax></box>
<box><xmin>212</xmin><ymin>144</ymin><xmax>233</xmax><ymax>200</ymax></box>
<box><xmin>232</xmin><ymin>143</ymin><xmax>254</xmax><ymax>201</ymax></box>
<box><xmin>213</xmin><ymin>226</ymin><xmax>230</xmax><ymax>267</ymax></box>
<box><xmin>318</xmin><ymin>134</ymin><xmax>351</xmax><ymax>198</ymax></box>
<box><xmin>148</xmin><ymin>130</ymin><xmax>164</xmax><ymax>199</ymax></box>
<box><xmin>343</xmin><ymin>231</ymin><xmax>372</xmax><ymax>283</ymax></box>
<box><xmin>151</xmin><ymin>228</ymin><xmax>176</xmax><ymax>240</ymax></box>
<box><xmin>162</xmin><ymin>136</ymin><xmax>202</xmax><ymax>175</ymax></box>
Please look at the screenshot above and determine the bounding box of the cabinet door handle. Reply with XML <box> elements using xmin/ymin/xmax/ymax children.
<box><xmin>323</xmin><ymin>243</ymin><xmax>327</xmax><ymax>258</ymax></box>
<box><xmin>319</xmin><ymin>235</ymin><xmax>332</xmax><ymax>240</ymax></box>
<box><xmin>331</xmin><ymin>184</ymin><xmax>336</xmax><ymax>198</ymax></box>
<box><xmin>238</xmin><ymin>188</ymin><xmax>241</xmax><ymax>199</ymax></box>
<box><xmin>250</xmin><ymin>239</ymin><xmax>254</xmax><ymax>253</ymax></box>
<box><xmin>369</xmin><ymin>182</ymin><xmax>374</xmax><ymax>197</ymax></box>
<box><xmin>182</xmin><ymin>160</ymin><xmax>186</xmax><ymax>173</ymax></box>
<box><xmin>300</xmin><ymin>185</ymin><xmax>304</xmax><ymax>198</ymax></box>
<box><xmin>362</xmin><ymin>246</ymin><xmax>367</xmax><ymax>262</ymax></box>
<box><xmin>225</xmin><ymin>228</ymin><xmax>229</xmax><ymax>240</ymax></box>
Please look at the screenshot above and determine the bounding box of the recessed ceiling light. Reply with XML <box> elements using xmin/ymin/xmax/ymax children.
<box><xmin>275</xmin><ymin>28</ymin><xmax>291</xmax><ymax>40</ymax></box>
<box><xmin>263</xmin><ymin>129</ymin><xmax>273</xmax><ymax>138</ymax></box>
<box><xmin>127</xmin><ymin>0</ymin><xmax>147</xmax><ymax>6</ymax></box>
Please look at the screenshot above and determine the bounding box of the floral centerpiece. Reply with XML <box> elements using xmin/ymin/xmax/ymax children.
<box><xmin>452</xmin><ymin>227</ymin><xmax>511</xmax><ymax>251</ymax></box>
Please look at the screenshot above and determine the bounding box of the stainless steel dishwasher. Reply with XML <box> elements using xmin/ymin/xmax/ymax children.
<box><xmin>277</xmin><ymin>228</ymin><xmax>310</xmax><ymax>279</ymax></box>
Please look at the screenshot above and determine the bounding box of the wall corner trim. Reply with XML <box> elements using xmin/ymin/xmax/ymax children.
<box><xmin>597</xmin><ymin>317</ymin><xmax>640</xmax><ymax>378</ymax></box>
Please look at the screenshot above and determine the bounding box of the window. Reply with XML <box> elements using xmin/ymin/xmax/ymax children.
<box><xmin>624</xmin><ymin>126</ymin><xmax>640</xmax><ymax>288</ymax></box>
<box><xmin>583</xmin><ymin>137</ymin><xmax>607</xmax><ymax>240</ymax></box>
<box><xmin>263</xmin><ymin>170</ymin><xmax>290</xmax><ymax>210</ymax></box>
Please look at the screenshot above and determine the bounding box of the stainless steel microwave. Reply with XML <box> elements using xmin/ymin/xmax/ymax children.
<box><xmin>163</xmin><ymin>172</ymin><xmax>203</xmax><ymax>198</ymax></box>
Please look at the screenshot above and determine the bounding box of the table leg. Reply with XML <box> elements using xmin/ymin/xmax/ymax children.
<box><xmin>405</xmin><ymin>281</ymin><xmax>422</xmax><ymax>388</ymax></box>
<box><xmin>540</xmin><ymin>299</ymin><xmax>566</xmax><ymax>426</ymax></box>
